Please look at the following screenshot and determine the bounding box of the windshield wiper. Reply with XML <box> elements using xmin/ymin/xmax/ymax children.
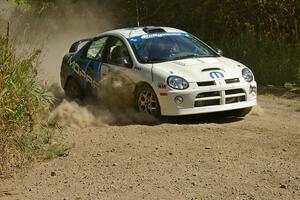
<box><xmin>173</xmin><ymin>54</ymin><xmax>218</xmax><ymax>60</ymax></box>
<box><xmin>173</xmin><ymin>54</ymin><xmax>201</xmax><ymax>60</ymax></box>
<box><xmin>143</xmin><ymin>58</ymin><xmax>169</xmax><ymax>63</ymax></box>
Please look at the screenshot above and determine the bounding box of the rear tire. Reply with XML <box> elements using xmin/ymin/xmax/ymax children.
<box><xmin>64</xmin><ymin>78</ymin><xmax>83</xmax><ymax>100</ymax></box>
<box><xmin>135</xmin><ymin>84</ymin><xmax>161</xmax><ymax>117</ymax></box>
<box><xmin>230</xmin><ymin>107</ymin><xmax>252</xmax><ymax>117</ymax></box>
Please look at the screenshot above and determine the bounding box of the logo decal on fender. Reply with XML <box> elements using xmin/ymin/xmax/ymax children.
<box><xmin>209</xmin><ymin>71</ymin><xmax>224</xmax><ymax>79</ymax></box>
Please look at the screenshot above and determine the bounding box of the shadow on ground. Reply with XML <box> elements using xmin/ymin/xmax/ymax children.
<box><xmin>161</xmin><ymin>112</ymin><xmax>244</xmax><ymax>125</ymax></box>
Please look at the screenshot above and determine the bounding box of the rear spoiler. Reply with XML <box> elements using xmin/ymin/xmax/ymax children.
<box><xmin>69</xmin><ymin>38</ymin><xmax>92</xmax><ymax>53</ymax></box>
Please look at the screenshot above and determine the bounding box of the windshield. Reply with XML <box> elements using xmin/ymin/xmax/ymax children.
<box><xmin>129</xmin><ymin>33</ymin><xmax>218</xmax><ymax>63</ymax></box>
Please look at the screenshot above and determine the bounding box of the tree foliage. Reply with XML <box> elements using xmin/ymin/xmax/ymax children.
<box><xmin>11</xmin><ymin>0</ymin><xmax>300</xmax><ymax>86</ymax></box>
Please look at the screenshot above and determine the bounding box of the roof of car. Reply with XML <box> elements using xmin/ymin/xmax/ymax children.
<box><xmin>98</xmin><ymin>26</ymin><xmax>186</xmax><ymax>39</ymax></box>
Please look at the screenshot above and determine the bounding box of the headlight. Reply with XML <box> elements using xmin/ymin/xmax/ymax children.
<box><xmin>167</xmin><ymin>76</ymin><xmax>189</xmax><ymax>90</ymax></box>
<box><xmin>242</xmin><ymin>68</ymin><xmax>254</xmax><ymax>82</ymax></box>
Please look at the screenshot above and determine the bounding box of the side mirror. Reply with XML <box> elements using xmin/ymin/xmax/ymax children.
<box><xmin>69</xmin><ymin>42</ymin><xmax>79</xmax><ymax>53</ymax></box>
<box><xmin>214</xmin><ymin>48</ymin><xmax>223</xmax><ymax>56</ymax></box>
<box><xmin>116</xmin><ymin>57</ymin><xmax>133</xmax><ymax>68</ymax></box>
<box><xmin>69</xmin><ymin>38</ymin><xmax>91</xmax><ymax>53</ymax></box>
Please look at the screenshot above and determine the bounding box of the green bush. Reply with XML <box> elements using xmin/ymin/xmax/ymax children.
<box><xmin>0</xmin><ymin>38</ymin><xmax>51</xmax><ymax>132</ymax></box>
<box><xmin>0</xmin><ymin>37</ymin><xmax>62</xmax><ymax>174</ymax></box>
<box><xmin>296</xmin><ymin>68</ymin><xmax>300</xmax><ymax>86</ymax></box>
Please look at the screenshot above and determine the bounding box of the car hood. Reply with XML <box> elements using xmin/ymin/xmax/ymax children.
<box><xmin>152</xmin><ymin>57</ymin><xmax>246</xmax><ymax>82</ymax></box>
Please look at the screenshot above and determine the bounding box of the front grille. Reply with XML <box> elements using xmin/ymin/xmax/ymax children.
<box><xmin>225</xmin><ymin>89</ymin><xmax>246</xmax><ymax>104</ymax></box>
<box><xmin>194</xmin><ymin>88</ymin><xmax>246</xmax><ymax>107</ymax></box>
<box><xmin>195</xmin><ymin>91</ymin><xmax>221</xmax><ymax>107</ymax></box>
<box><xmin>197</xmin><ymin>81</ymin><xmax>215</xmax><ymax>87</ymax></box>
<box><xmin>225</xmin><ymin>78</ymin><xmax>240</xmax><ymax>84</ymax></box>
<box><xmin>225</xmin><ymin>89</ymin><xmax>245</xmax><ymax>95</ymax></box>
<box><xmin>226</xmin><ymin>96</ymin><xmax>246</xmax><ymax>104</ymax></box>
<box><xmin>195</xmin><ymin>100</ymin><xmax>220</xmax><ymax>107</ymax></box>
<box><xmin>196</xmin><ymin>91</ymin><xmax>220</xmax><ymax>98</ymax></box>
<box><xmin>198</xmin><ymin>78</ymin><xmax>239</xmax><ymax>87</ymax></box>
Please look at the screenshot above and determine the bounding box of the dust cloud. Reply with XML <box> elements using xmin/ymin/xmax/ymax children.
<box><xmin>0</xmin><ymin>0</ymin><xmax>158</xmax><ymax>127</ymax></box>
<box><xmin>0</xmin><ymin>1</ymin><xmax>15</xmax><ymax>22</ymax></box>
<box><xmin>1</xmin><ymin>0</ymin><xmax>114</xmax><ymax>84</ymax></box>
<box><xmin>250</xmin><ymin>104</ymin><xmax>264</xmax><ymax>116</ymax></box>
<box><xmin>48</xmin><ymin>100</ymin><xmax>158</xmax><ymax>128</ymax></box>
<box><xmin>48</xmin><ymin>78</ymin><xmax>158</xmax><ymax>127</ymax></box>
<box><xmin>48</xmin><ymin>100</ymin><xmax>97</xmax><ymax>128</ymax></box>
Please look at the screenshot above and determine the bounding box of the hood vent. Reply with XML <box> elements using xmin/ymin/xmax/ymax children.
<box><xmin>143</xmin><ymin>27</ymin><xmax>166</xmax><ymax>34</ymax></box>
<box><xmin>202</xmin><ymin>68</ymin><xmax>221</xmax><ymax>72</ymax></box>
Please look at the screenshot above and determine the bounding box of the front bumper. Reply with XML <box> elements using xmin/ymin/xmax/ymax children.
<box><xmin>157</xmin><ymin>80</ymin><xmax>257</xmax><ymax>116</ymax></box>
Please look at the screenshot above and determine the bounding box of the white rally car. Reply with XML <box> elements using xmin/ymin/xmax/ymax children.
<box><xmin>60</xmin><ymin>26</ymin><xmax>257</xmax><ymax>117</ymax></box>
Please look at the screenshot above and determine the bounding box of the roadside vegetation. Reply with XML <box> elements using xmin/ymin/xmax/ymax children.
<box><xmin>0</xmin><ymin>37</ymin><xmax>65</xmax><ymax>175</ymax></box>
<box><xmin>11</xmin><ymin>0</ymin><xmax>300</xmax><ymax>89</ymax></box>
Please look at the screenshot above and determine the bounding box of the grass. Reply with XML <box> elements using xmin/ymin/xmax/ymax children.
<box><xmin>0</xmin><ymin>37</ymin><xmax>65</xmax><ymax>175</ymax></box>
<box><xmin>296</xmin><ymin>108</ymin><xmax>300</xmax><ymax>112</ymax></box>
<box><xmin>209</xmin><ymin>34</ymin><xmax>300</xmax><ymax>86</ymax></box>
<box><xmin>20</xmin><ymin>124</ymin><xmax>69</xmax><ymax>160</ymax></box>
<box><xmin>284</xmin><ymin>82</ymin><xmax>300</xmax><ymax>92</ymax></box>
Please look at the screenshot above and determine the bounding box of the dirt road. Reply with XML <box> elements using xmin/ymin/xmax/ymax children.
<box><xmin>1</xmin><ymin>95</ymin><xmax>300</xmax><ymax>200</ymax></box>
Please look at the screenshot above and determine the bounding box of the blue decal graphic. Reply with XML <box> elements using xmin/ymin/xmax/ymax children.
<box><xmin>129</xmin><ymin>33</ymin><xmax>191</xmax><ymax>43</ymax></box>
<box><xmin>209</xmin><ymin>71</ymin><xmax>224</xmax><ymax>79</ymax></box>
<box><xmin>93</xmin><ymin>61</ymin><xmax>102</xmax><ymax>81</ymax></box>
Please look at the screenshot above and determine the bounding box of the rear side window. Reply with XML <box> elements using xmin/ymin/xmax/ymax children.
<box><xmin>106</xmin><ymin>37</ymin><xmax>132</xmax><ymax>66</ymax></box>
<box><xmin>86</xmin><ymin>37</ymin><xmax>108</xmax><ymax>60</ymax></box>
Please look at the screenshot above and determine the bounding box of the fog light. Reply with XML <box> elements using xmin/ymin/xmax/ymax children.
<box><xmin>174</xmin><ymin>96</ymin><xmax>184</xmax><ymax>104</ymax></box>
<box><xmin>250</xmin><ymin>85</ymin><xmax>257</xmax><ymax>94</ymax></box>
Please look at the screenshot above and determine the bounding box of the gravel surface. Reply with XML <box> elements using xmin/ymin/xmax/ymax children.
<box><xmin>1</xmin><ymin>95</ymin><xmax>300</xmax><ymax>200</ymax></box>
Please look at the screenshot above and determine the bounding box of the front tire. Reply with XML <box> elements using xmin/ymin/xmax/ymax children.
<box><xmin>135</xmin><ymin>84</ymin><xmax>161</xmax><ymax>117</ymax></box>
<box><xmin>64</xmin><ymin>77</ymin><xmax>83</xmax><ymax>100</ymax></box>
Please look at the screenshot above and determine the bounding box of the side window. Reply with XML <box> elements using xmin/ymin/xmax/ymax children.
<box><xmin>86</xmin><ymin>37</ymin><xmax>108</xmax><ymax>60</ymax></box>
<box><xmin>106</xmin><ymin>38</ymin><xmax>132</xmax><ymax>68</ymax></box>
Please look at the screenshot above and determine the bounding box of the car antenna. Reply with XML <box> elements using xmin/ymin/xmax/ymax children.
<box><xmin>136</xmin><ymin>0</ymin><xmax>140</xmax><ymax>27</ymax></box>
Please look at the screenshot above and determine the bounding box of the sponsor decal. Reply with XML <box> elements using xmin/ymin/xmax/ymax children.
<box><xmin>209</xmin><ymin>71</ymin><xmax>224</xmax><ymax>79</ymax></box>
<box><xmin>133</xmin><ymin>66</ymin><xmax>142</xmax><ymax>71</ymax></box>
<box><xmin>158</xmin><ymin>83</ymin><xmax>167</xmax><ymax>89</ymax></box>
<box><xmin>129</xmin><ymin>33</ymin><xmax>190</xmax><ymax>43</ymax></box>
<box><xmin>69</xmin><ymin>58</ymin><xmax>99</xmax><ymax>88</ymax></box>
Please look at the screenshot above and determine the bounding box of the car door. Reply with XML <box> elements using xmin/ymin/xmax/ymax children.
<box><xmin>77</xmin><ymin>36</ymin><xmax>109</xmax><ymax>96</ymax></box>
<box><xmin>100</xmin><ymin>36</ymin><xmax>135</xmax><ymax>93</ymax></box>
